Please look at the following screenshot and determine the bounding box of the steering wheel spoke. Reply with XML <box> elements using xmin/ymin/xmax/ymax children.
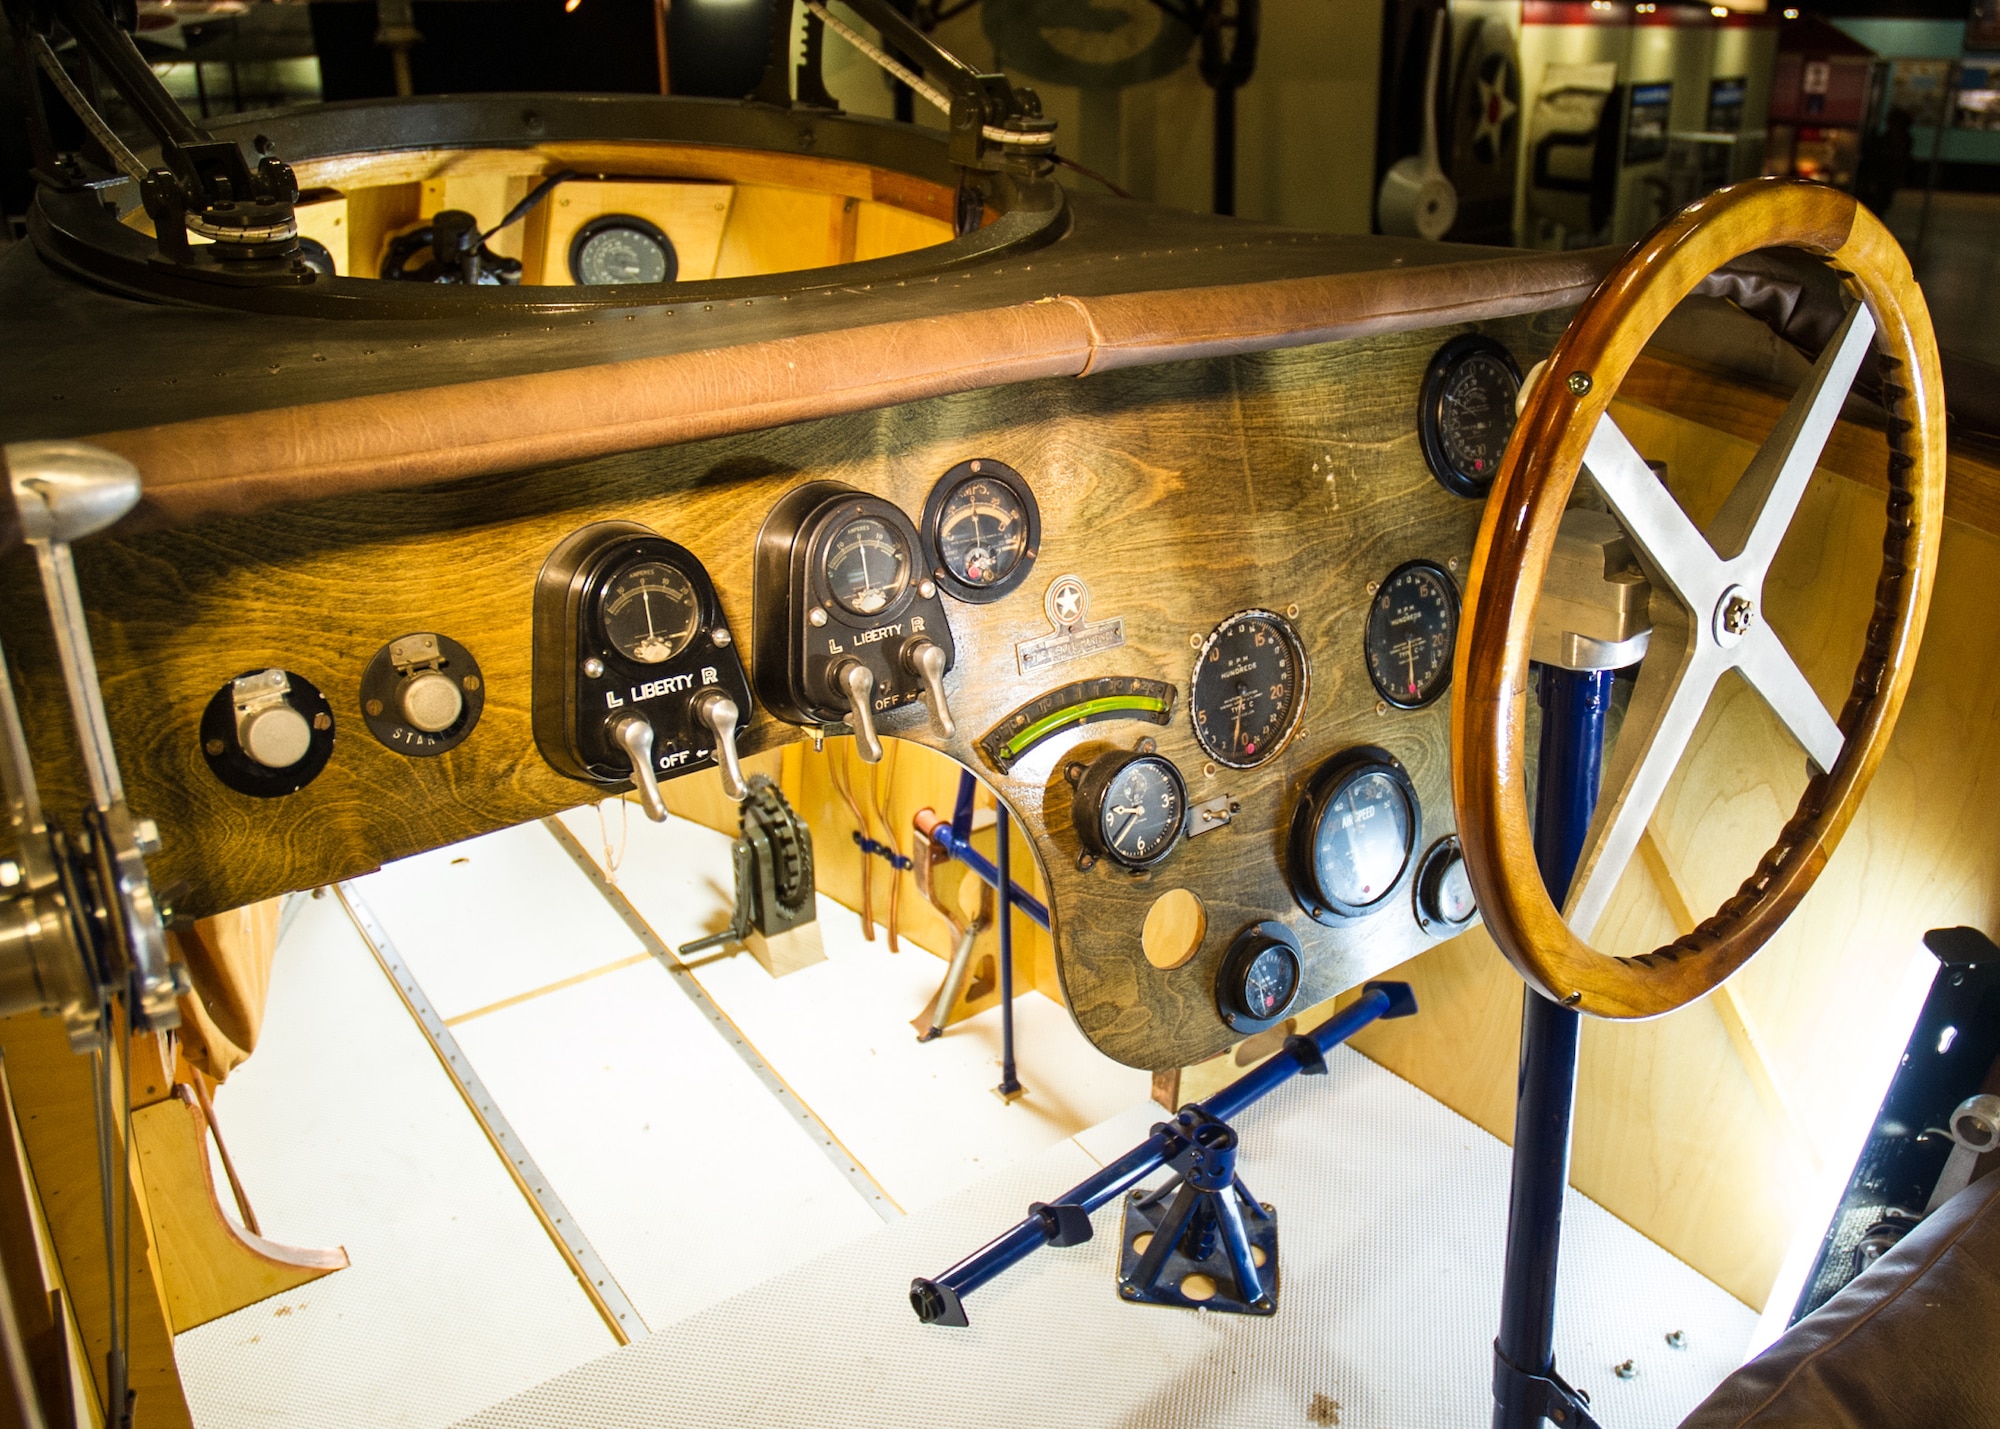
<box><xmin>1736</xmin><ymin>621</ymin><xmax>1845</xmax><ymax>773</ymax></box>
<box><xmin>1582</xmin><ymin>412</ymin><xmax>1722</xmax><ymax>615</ymax></box>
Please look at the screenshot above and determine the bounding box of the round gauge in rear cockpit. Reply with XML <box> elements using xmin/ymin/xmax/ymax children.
<box><xmin>1190</xmin><ymin>610</ymin><xmax>1308</xmax><ymax>770</ymax></box>
<box><xmin>1419</xmin><ymin>334</ymin><xmax>1521</xmax><ymax>498</ymax></box>
<box><xmin>599</xmin><ymin>560</ymin><xmax>700</xmax><ymax>665</ymax></box>
<box><xmin>568</xmin><ymin>215</ymin><xmax>679</xmax><ymax>286</ymax></box>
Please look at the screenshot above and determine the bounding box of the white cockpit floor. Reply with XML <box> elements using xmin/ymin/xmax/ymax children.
<box><xmin>172</xmin><ymin>810</ymin><xmax>1754</xmax><ymax>1429</ymax></box>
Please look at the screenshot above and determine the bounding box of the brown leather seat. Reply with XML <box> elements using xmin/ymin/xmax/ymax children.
<box><xmin>1679</xmin><ymin>1170</ymin><xmax>2000</xmax><ymax>1428</ymax></box>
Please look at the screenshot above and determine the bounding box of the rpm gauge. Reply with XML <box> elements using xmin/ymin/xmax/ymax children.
<box><xmin>823</xmin><ymin>515</ymin><xmax>913</xmax><ymax>617</ymax></box>
<box><xmin>921</xmin><ymin>458</ymin><xmax>1041</xmax><ymax>602</ymax></box>
<box><xmin>1365</xmin><ymin>560</ymin><xmax>1460</xmax><ymax>709</ymax></box>
<box><xmin>1190</xmin><ymin>610</ymin><xmax>1307</xmax><ymax>769</ymax></box>
<box><xmin>600</xmin><ymin>560</ymin><xmax>700</xmax><ymax>665</ymax></box>
<box><xmin>1419</xmin><ymin>334</ymin><xmax>1521</xmax><ymax>498</ymax></box>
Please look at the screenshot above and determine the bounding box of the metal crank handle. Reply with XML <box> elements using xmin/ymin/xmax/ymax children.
<box><xmin>609</xmin><ymin>714</ymin><xmax>670</xmax><ymax>823</ymax></box>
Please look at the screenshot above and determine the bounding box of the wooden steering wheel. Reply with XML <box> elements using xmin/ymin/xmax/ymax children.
<box><xmin>1452</xmin><ymin>178</ymin><xmax>1946</xmax><ymax>1019</ymax></box>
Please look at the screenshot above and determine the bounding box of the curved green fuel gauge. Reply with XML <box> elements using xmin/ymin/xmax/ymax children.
<box><xmin>978</xmin><ymin>677</ymin><xmax>1179</xmax><ymax>774</ymax></box>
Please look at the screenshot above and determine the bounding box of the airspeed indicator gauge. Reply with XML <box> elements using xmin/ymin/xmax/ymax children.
<box><xmin>1190</xmin><ymin>610</ymin><xmax>1307</xmax><ymax>770</ymax></box>
<box><xmin>921</xmin><ymin>458</ymin><xmax>1041</xmax><ymax>602</ymax></box>
<box><xmin>1288</xmin><ymin>749</ymin><xmax>1420</xmax><ymax>924</ymax></box>
<box><xmin>600</xmin><ymin>561</ymin><xmax>700</xmax><ymax>665</ymax></box>
<box><xmin>1419</xmin><ymin>334</ymin><xmax>1521</xmax><ymax>498</ymax></box>
<box><xmin>1364</xmin><ymin>560</ymin><xmax>1460</xmax><ymax>709</ymax></box>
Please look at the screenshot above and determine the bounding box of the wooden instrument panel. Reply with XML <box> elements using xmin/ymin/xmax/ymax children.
<box><xmin>0</xmin><ymin>311</ymin><xmax>1564</xmax><ymax>1070</ymax></box>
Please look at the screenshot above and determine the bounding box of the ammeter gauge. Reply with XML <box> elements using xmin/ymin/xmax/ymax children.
<box><xmin>1364</xmin><ymin>560</ymin><xmax>1459</xmax><ymax>709</ymax></box>
<box><xmin>1288</xmin><ymin>749</ymin><xmax>1420</xmax><ymax>923</ymax></box>
<box><xmin>1069</xmin><ymin>747</ymin><xmax>1187</xmax><ymax>871</ymax></box>
<box><xmin>823</xmin><ymin>514</ymin><xmax>913</xmax><ymax>618</ymax></box>
<box><xmin>1190</xmin><ymin>610</ymin><xmax>1307</xmax><ymax>769</ymax></box>
<box><xmin>920</xmin><ymin>458</ymin><xmax>1040</xmax><ymax>602</ymax></box>
<box><xmin>600</xmin><ymin>561</ymin><xmax>700</xmax><ymax>664</ymax></box>
<box><xmin>1418</xmin><ymin>334</ymin><xmax>1521</xmax><ymax>497</ymax></box>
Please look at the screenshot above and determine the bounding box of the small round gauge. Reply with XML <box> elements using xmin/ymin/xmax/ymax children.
<box><xmin>1070</xmin><ymin>748</ymin><xmax>1187</xmax><ymax>871</ymax></box>
<box><xmin>296</xmin><ymin>236</ymin><xmax>337</xmax><ymax>277</ymax></box>
<box><xmin>568</xmin><ymin>215</ymin><xmax>679</xmax><ymax>286</ymax></box>
<box><xmin>1289</xmin><ymin>750</ymin><xmax>1420</xmax><ymax>923</ymax></box>
<box><xmin>1190</xmin><ymin>610</ymin><xmax>1308</xmax><ymax>770</ymax></box>
<box><xmin>1365</xmin><ymin>560</ymin><xmax>1460</xmax><ymax>710</ymax></box>
<box><xmin>600</xmin><ymin>560</ymin><xmax>701</xmax><ymax>665</ymax></box>
<box><xmin>823</xmin><ymin>515</ymin><xmax>913</xmax><ymax>617</ymax></box>
<box><xmin>1414</xmin><ymin>836</ymin><xmax>1478</xmax><ymax>936</ymax></box>
<box><xmin>921</xmin><ymin>459</ymin><xmax>1041</xmax><ymax>602</ymax></box>
<box><xmin>1217</xmin><ymin>923</ymin><xmax>1303</xmax><ymax>1033</ymax></box>
<box><xmin>1419</xmin><ymin>334</ymin><xmax>1522</xmax><ymax>498</ymax></box>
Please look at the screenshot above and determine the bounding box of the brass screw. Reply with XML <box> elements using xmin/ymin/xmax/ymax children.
<box><xmin>1566</xmin><ymin>371</ymin><xmax>1593</xmax><ymax>396</ymax></box>
<box><xmin>364</xmin><ymin>699</ymin><xmax>384</xmax><ymax>717</ymax></box>
<box><xmin>204</xmin><ymin>738</ymin><xmax>224</xmax><ymax>756</ymax></box>
<box><xmin>1189</xmin><ymin>633</ymin><xmax>1203</xmax><ymax>650</ymax></box>
<box><xmin>463</xmin><ymin>675</ymin><xmax>482</xmax><ymax>692</ymax></box>
<box><xmin>312</xmin><ymin>713</ymin><xmax>332</xmax><ymax>731</ymax></box>
<box><xmin>1285</xmin><ymin>603</ymin><xmax>1300</xmax><ymax>619</ymax></box>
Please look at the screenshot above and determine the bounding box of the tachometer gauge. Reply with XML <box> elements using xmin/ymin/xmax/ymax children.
<box><xmin>568</xmin><ymin>215</ymin><xmax>679</xmax><ymax>286</ymax></box>
<box><xmin>823</xmin><ymin>515</ymin><xmax>913</xmax><ymax>617</ymax></box>
<box><xmin>1364</xmin><ymin>560</ymin><xmax>1460</xmax><ymax>709</ymax></box>
<box><xmin>1419</xmin><ymin>334</ymin><xmax>1521</xmax><ymax>497</ymax></box>
<box><xmin>1070</xmin><ymin>748</ymin><xmax>1187</xmax><ymax>871</ymax></box>
<box><xmin>921</xmin><ymin>458</ymin><xmax>1040</xmax><ymax>602</ymax></box>
<box><xmin>1288</xmin><ymin>749</ymin><xmax>1420</xmax><ymax>922</ymax></box>
<box><xmin>1190</xmin><ymin>610</ymin><xmax>1307</xmax><ymax>769</ymax></box>
<box><xmin>600</xmin><ymin>560</ymin><xmax>700</xmax><ymax>664</ymax></box>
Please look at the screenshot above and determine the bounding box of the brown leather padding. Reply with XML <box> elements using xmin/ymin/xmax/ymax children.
<box><xmin>80</xmin><ymin>250</ymin><xmax>1610</xmax><ymax>539</ymax></box>
<box><xmin>1679</xmin><ymin>1170</ymin><xmax>2000</xmax><ymax>1428</ymax></box>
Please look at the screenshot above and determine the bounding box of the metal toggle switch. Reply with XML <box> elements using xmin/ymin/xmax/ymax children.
<box><xmin>608</xmin><ymin>713</ymin><xmax>669</xmax><ymax>822</ymax></box>
<box><xmin>835</xmin><ymin>660</ymin><xmax>883</xmax><ymax>763</ymax></box>
<box><xmin>903</xmin><ymin>638</ymin><xmax>955</xmax><ymax>740</ymax></box>
<box><xmin>693</xmin><ymin>690</ymin><xmax>748</xmax><ymax>801</ymax></box>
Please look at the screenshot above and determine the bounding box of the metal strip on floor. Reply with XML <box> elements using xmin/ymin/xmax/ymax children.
<box><xmin>542</xmin><ymin>816</ymin><xmax>903</xmax><ymax>1223</ymax></box>
<box><xmin>334</xmin><ymin>882</ymin><xmax>651</xmax><ymax>1343</ymax></box>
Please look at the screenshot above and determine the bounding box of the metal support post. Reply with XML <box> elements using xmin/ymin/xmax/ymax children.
<box><xmin>1492</xmin><ymin>664</ymin><xmax>1614</xmax><ymax>1429</ymax></box>
<box><xmin>995</xmin><ymin>802</ymin><xmax>1022</xmax><ymax>1101</ymax></box>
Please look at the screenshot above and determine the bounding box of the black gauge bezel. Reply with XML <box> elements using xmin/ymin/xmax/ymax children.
<box><xmin>1364</xmin><ymin>559</ymin><xmax>1461</xmax><ymax>711</ymax></box>
<box><xmin>1189</xmin><ymin>608</ymin><xmax>1310</xmax><ymax>771</ymax></box>
<box><xmin>1413</xmin><ymin>835</ymin><xmax>1478</xmax><ymax>938</ymax></box>
<box><xmin>1287</xmin><ymin>747</ymin><xmax>1421</xmax><ymax>924</ymax></box>
<box><xmin>567</xmin><ymin>213</ymin><xmax>680</xmax><ymax>286</ymax></box>
<box><xmin>1216</xmin><ymin>921</ymin><xmax>1304</xmax><ymax>1034</ymax></box>
<box><xmin>919</xmin><ymin>458</ymin><xmax>1041</xmax><ymax>604</ymax></box>
<box><xmin>805</xmin><ymin>496</ymin><xmax>924</xmax><ymax>628</ymax></box>
<box><xmin>1071</xmin><ymin>748</ymin><xmax>1188</xmax><ymax>871</ymax></box>
<box><xmin>597</xmin><ymin>558</ymin><xmax>704</xmax><ymax>666</ymax></box>
<box><xmin>1418</xmin><ymin>333</ymin><xmax>1522</xmax><ymax>499</ymax></box>
<box><xmin>589</xmin><ymin>542</ymin><xmax>721</xmax><ymax>675</ymax></box>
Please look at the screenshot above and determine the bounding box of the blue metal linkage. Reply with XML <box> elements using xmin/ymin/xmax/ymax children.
<box><xmin>910</xmin><ymin>980</ymin><xmax>1418</xmax><ymax>1326</ymax></box>
<box><xmin>1492</xmin><ymin>664</ymin><xmax>1615</xmax><ymax>1429</ymax></box>
<box><xmin>925</xmin><ymin>770</ymin><xmax>1049</xmax><ymax>932</ymax></box>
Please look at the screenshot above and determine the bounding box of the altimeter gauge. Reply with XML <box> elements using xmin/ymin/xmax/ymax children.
<box><xmin>1364</xmin><ymin>560</ymin><xmax>1460</xmax><ymax>709</ymax></box>
<box><xmin>1190</xmin><ymin>610</ymin><xmax>1308</xmax><ymax>769</ymax></box>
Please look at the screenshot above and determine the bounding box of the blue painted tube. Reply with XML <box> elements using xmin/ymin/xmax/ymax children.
<box><xmin>911</xmin><ymin>981</ymin><xmax>1411</xmax><ymax>1325</ymax></box>
<box><xmin>923</xmin><ymin>822</ymin><xmax>1050</xmax><ymax>932</ymax></box>
<box><xmin>1492</xmin><ymin>665</ymin><xmax>1614</xmax><ymax>1429</ymax></box>
<box><xmin>996</xmin><ymin>803</ymin><xmax>1021</xmax><ymax>1097</ymax></box>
